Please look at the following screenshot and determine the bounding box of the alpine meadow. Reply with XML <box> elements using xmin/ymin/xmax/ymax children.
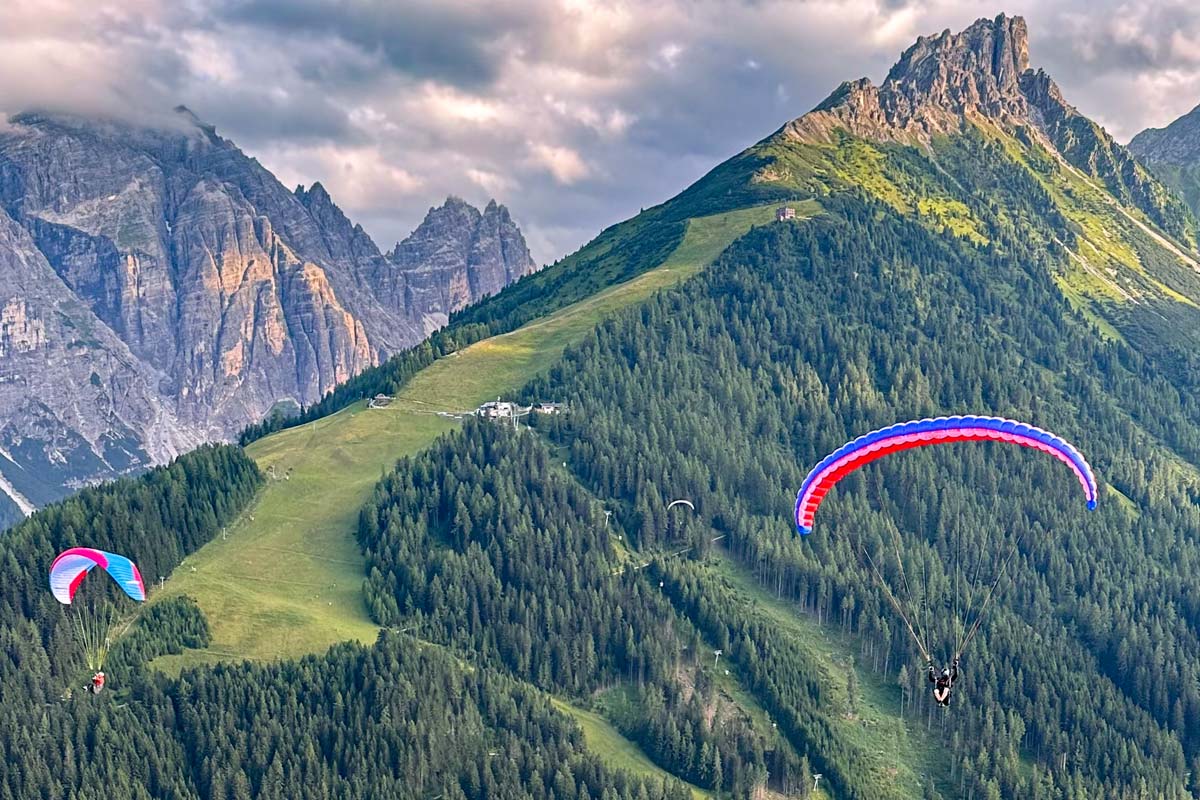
<box><xmin>7</xmin><ymin>8</ymin><xmax>1200</xmax><ymax>800</ymax></box>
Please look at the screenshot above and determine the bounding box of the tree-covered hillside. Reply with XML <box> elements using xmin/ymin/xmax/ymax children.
<box><xmin>15</xmin><ymin>180</ymin><xmax>1200</xmax><ymax>798</ymax></box>
<box><xmin>0</xmin><ymin>443</ymin><xmax>699</xmax><ymax>800</ymax></box>
<box><xmin>502</xmin><ymin>191</ymin><xmax>1200</xmax><ymax>796</ymax></box>
<box><xmin>358</xmin><ymin>420</ymin><xmax>813</xmax><ymax>797</ymax></box>
<box><xmin>0</xmin><ymin>445</ymin><xmax>261</xmax><ymax>799</ymax></box>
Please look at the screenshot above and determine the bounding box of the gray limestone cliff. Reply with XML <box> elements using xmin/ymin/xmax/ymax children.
<box><xmin>0</xmin><ymin>109</ymin><xmax>538</xmax><ymax>516</ymax></box>
<box><xmin>383</xmin><ymin>197</ymin><xmax>537</xmax><ymax>330</ymax></box>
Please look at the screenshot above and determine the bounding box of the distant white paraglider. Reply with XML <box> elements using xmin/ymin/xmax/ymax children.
<box><xmin>666</xmin><ymin>499</ymin><xmax>695</xmax><ymax>512</ymax></box>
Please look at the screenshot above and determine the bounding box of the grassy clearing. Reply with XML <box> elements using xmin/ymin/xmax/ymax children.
<box><xmin>151</xmin><ymin>200</ymin><xmax>817</xmax><ymax>671</ymax></box>
<box><xmin>704</xmin><ymin>551</ymin><xmax>948</xmax><ymax>799</ymax></box>
<box><xmin>552</xmin><ymin>698</ymin><xmax>713</xmax><ymax>800</ymax></box>
<box><xmin>831</xmin><ymin>139</ymin><xmax>911</xmax><ymax>213</ymax></box>
<box><xmin>661</xmin><ymin>200</ymin><xmax>821</xmax><ymax>270</ymax></box>
<box><xmin>151</xmin><ymin>406</ymin><xmax>454</xmax><ymax>674</ymax></box>
<box><xmin>399</xmin><ymin>201</ymin><xmax>819</xmax><ymax>411</ymax></box>
<box><xmin>917</xmin><ymin>196</ymin><xmax>989</xmax><ymax>245</ymax></box>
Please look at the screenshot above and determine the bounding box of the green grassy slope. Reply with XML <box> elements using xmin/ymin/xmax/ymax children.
<box><xmin>151</xmin><ymin>407</ymin><xmax>450</xmax><ymax>673</ymax></box>
<box><xmin>743</xmin><ymin>121</ymin><xmax>1200</xmax><ymax>361</ymax></box>
<box><xmin>151</xmin><ymin>200</ymin><xmax>816</xmax><ymax>671</ymax></box>
<box><xmin>551</xmin><ymin>699</ymin><xmax>715</xmax><ymax>800</ymax></box>
<box><xmin>706</xmin><ymin>552</ymin><xmax>946</xmax><ymax>797</ymax></box>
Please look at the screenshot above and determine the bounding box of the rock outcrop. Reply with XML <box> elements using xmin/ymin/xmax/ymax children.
<box><xmin>788</xmin><ymin>15</ymin><xmax>1032</xmax><ymax>142</ymax></box>
<box><xmin>0</xmin><ymin>205</ymin><xmax>197</xmax><ymax>512</ymax></box>
<box><xmin>0</xmin><ymin>109</ymin><xmax>538</xmax><ymax>516</ymax></box>
<box><xmin>1131</xmin><ymin>105</ymin><xmax>1200</xmax><ymax>166</ymax></box>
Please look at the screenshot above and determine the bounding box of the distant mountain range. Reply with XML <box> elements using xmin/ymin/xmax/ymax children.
<box><xmin>1131</xmin><ymin>103</ymin><xmax>1200</xmax><ymax>221</ymax></box>
<box><xmin>0</xmin><ymin>110</ymin><xmax>536</xmax><ymax>523</ymax></box>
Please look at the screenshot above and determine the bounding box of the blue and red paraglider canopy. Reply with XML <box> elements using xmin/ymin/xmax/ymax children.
<box><xmin>794</xmin><ymin>415</ymin><xmax>1098</xmax><ymax>535</ymax></box>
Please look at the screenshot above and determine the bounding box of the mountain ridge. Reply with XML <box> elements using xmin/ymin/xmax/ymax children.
<box><xmin>1131</xmin><ymin>103</ymin><xmax>1200</xmax><ymax>164</ymax></box>
<box><xmin>286</xmin><ymin>15</ymin><xmax>1200</xmax><ymax>449</ymax></box>
<box><xmin>1131</xmin><ymin>103</ymin><xmax>1200</xmax><ymax>222</ymax></box>
<box><xmin>779</xmin><ymin>14</ymin><xmax>1195</xmax><ymax>246</ymax></box>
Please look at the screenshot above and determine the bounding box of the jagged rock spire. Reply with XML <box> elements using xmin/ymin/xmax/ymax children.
<box><xmin>386</xmin><ymin>196</ymin><xmax>537</xmax><ymax>315</ymax></box>
<box><xmin>788</xmin><ymin>14</ymin><xmax>1038</xmax><ymax>142</ymax></box>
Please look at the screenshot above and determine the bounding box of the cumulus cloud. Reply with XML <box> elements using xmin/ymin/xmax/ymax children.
<box><xmin>271</xmin><ymin>143</ymin><xmax>425</xmax><ymax>210</ymax></box>
<box><xmin>1027</xmin><ymin>0</ymin><xmax>1200</xmax><ymax>138</ymax></box>
<box><xmin>2</xmin><ymin>0</ymin><xmax>1200</xmax><ymax>261</ymax></box>
<box><xmin>466</xmin><ymin>168</ymin><xmax>514</xmax><ymax>196</ymax></box>
<box><xmin>222</xmin><ymin>0</ymin><xmax>543</xmax><ymax>88</ymax></box>
<box><xmin>529</xmin><ymin>142</ymin><xmax>591</xmax><ymax>184</ymax></box>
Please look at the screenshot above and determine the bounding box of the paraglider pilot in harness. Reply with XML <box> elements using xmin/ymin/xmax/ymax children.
<box><xmin>794</xmin><ymin>417</ymin><xmax>1098</xmax><ymax>715</ymax></box>
<box><xmin>49</xmin><ymin>547</ymin><xmax>146</xmax><ymax>700</ymax></box>
<box><xmin>927</xmin><ymin>658</ymin><xmax>959</xmax><ymax>707</ymax></box>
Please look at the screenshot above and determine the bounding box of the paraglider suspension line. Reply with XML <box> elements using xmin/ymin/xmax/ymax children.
<box><xmin>882</xmin><ymin>522</ymin><xmax>932</xmax><ymax>664</ymax></box>
<box><xmin>956</xmin><ymin>526</ymin><xmax>1028</xmax><ymax>658</ymax></box>
<box><xmin>955</xmin><ymin>534</ymin><xmax>990</xmax><ymax>653</ymax></box>
<box><xmin>953</xmin><ymin>526</ymin><xmax>962</xmax><ymax>658</ymax></box>
<box><xmin>891</xmin><ymin>536</ymin><xmax>921</xmax><ymax>644</ymax></box>
<box><xmin>919</xmin><ymin>550</ymin><xmax>933</xmax><ymax>657</ymax></box>
<box><xmin>71</xmin><ymin>601</ymin><xmax>116</xmax><ymax>672</ymax></box>
<box><xmin>859</xmin><ymin>541</ymin><xmax>931</xmax><ymax>663</ymax></box>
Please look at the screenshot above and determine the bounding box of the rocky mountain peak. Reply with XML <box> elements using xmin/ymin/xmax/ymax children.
<box><xmin>296</xmin><ymin>180</ymin><xmax>331</xmax><ymax>201</ymax></box>
<box><xmin>776</xmin><ymin>14</ymin><xmax>1193</xmax><ymax>250</ymax></box>
<box><xmin>482</xmin><ymin>198</ymin><xmax>513</xmax><ymax>224</ymax></box>
<box><xmin>0</xmin><ymin>111</ymin><xmax>538</xmax><ymax>518</ymax></box>
<box><xmin>389</xmin><ymin>197</ymin><xmax>481</xmax><ymax>257</ymax></box>
<box><xmin>1129</xmin><ymin>104</ymin><xmax>1200</xmax><ymax>220</ymax></box>
<box><xmin>295</xmin><ymin>180</ymin><xmax>381</xmax><ymax>266</ymax></box>
<box><xmin>431</xmin><ymin>195</ymin><xmax>483</xmax><ymax>226</ymax></box>
<box><xmin>16</xmin><ymin>106</ymin><xmax>216</xmax><ymax>142</ymax></box>
<box><xmin>171</xmin><ymin>104</ymin><xmax>216</xmax><ymax>135</ymax></box>
<box><xmin>885</xmin><ymin>14</ymin><xmax>1028</xmax><ymax>95</ymax></box>
<box><xmin>295</xmin><ymin>181</ymin><xmax>340</xmax><ymax>219</ymax></box>
<box><xmin>789</xmin><ymin>14</ymin><xmax>1035</xmax><ymax>142</ymax></box>
<box><xmin>443</xmin><ymin>194</ymin><xmax>475</xmax><ymax>209</ymax></box>
<box><xmin>384</xmin><ymin>196</ymin><xmax>536</xmax><ymax>320</ymax></box>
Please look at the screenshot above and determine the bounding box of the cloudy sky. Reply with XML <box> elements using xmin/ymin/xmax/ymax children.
<box><xmin>2</xmin><ymin>0</ymin><xmax>1198</xmax><ymax>262</ymax></box>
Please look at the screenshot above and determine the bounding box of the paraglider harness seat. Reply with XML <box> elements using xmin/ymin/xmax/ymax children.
<box><xmin>86</xmin><ymin>671</ymin><xmax>105</xmax><ymax>695</ymax></box>
<box><xmin>928</xmin><ymin>659</ymin><xmax>958</xmax><ymax>707</ymax></box>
